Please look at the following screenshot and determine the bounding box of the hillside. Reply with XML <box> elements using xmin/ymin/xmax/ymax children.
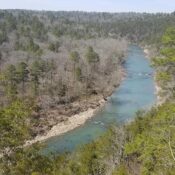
<box><xmin>0</xmin><ymin>10</ymin><xmax>129</xmax><ymax>139</ymax></box>
<box><xmin>0</xmin><ymin>10</ymin><xmax>175</xmax><ymax>175</ymax></box>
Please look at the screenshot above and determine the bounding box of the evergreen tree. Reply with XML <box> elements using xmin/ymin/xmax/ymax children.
<box><xmin>0</xmin><ymin>31</ymin><xmax>7</xmax><ymax>45</ymax></box>
<box><xmin>70</xmin><ymin>51</ymin><xmax>80</xmax><ymax>63</ymax></box>
<box><xmin>86</xmin><ymin>46</ymin><xmax>99</xmax><ymax>64</ymax></box>
<box><xmin>48</xmin><ymin>41</ymin><xmax>60</xmax><ymax>52</ymax></box>
<box><xmin>4</xmin><ymin>64</ymin><xmax>18</xmax><ymax>98</ymax></box>
<box><xmin>48</xmin><ymin>59</ymin><xmax>57</xmax><ymax>86</ymax></box>
<box><xmin>75</xmin><ymin>67</ymin><xmax>82</xmax><ymax>81</ymax></box>
<box><xmin>30</xmin><ymin>61</ymin><xmax>41</xmax><ymax>96</ymax></box>
<box><xmin>16</xmin><ymin>62</ymin><xmax>29</xmax><ymax>94</ymax></box>
<box><xmin>70</xmin><ymin>51</ymin><xmax>80</xmax><ymax>78</ymax></box>
<box><xmin>0</xmin><ymin>100</ymin><xmax>31</xmax><ymax>149</ymax></box>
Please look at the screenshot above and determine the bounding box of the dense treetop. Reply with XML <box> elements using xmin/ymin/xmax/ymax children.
<box><xmin>0</xmin><ymin>10</ymin><xmax>175</xmax><ymax>43</ymax></box>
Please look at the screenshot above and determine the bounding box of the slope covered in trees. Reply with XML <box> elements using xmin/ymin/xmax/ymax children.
<box><xmin>0</xmin><ymin>10</ymin><xmax>175</xmax><ymax>43</ymax></box>
<box><xmin>0</xmin><ymin>10</ymin><xmax>129</xmax><ymax>136</ymax></box>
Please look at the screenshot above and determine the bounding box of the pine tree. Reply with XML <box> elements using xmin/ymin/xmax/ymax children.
<box><xmin>86</xmin><ymin>46</ymin><xmax>99</xmax><ymax>64</ymax></box>
<box><xmin>30</xmin><ymin>61</ymin><xmax>41</xmax><ymax>96</ymax></box>
<box><xmin>75</xmin><ymin>67</ymin><xmax>82</xmax><ymax>81</ymax></box>
<box><xmin>4</xmin><ymin>64</ymin><xmax>18</xmax><ymax>98</ymax></box>
<box><xmin>16</xmin><ymin>62</ymin><xmax>29</xmax><ymax>94</ymax></box>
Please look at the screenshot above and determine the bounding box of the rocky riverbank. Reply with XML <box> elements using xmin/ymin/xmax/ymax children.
<box><xmin>25</xmin><ymin>65</ymin><xmax>126</xmax><ymax>146</ymax></box>
<box><xmin>142</xmin><ymin>45</ymin><xmax>164</xmax><ymax>106</ymax></box>
<box><xmin>142</xmin><ymin>45</ymin><xmax>158</xmax><ymax>59</ymax></box>
<box><xmin>25</xmin><ymin>98</ymin><xmax>106</xmax><ymax>146</ymax></box>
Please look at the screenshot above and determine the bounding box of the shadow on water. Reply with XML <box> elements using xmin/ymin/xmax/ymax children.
<box><xmin>42</xmin><ymin>45</ymin><xmax>156</xmax><ymax>155</ymax></box>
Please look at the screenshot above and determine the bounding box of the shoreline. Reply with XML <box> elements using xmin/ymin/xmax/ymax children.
<box><xmin>143</xmin><ymin>46</ymin><xmax>164</xmax><ymax>106</ymax></box>
<box><xmin>25</xmin><ymin>64</ymin><xmax>126</xmax><ymax>146</ymax></box>
<box><xmin>25</xmin><ymin>46</ymin><xmax>159</xmax><ymax>147</ymax></box>
<box><xmin>25</xmin><ymin>99</ymin><xmax>106</xmax><ymax>146</ymax></box>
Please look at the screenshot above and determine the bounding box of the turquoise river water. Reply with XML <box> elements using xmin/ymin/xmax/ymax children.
<box><xmin>43</xmin><ymin>45</ymin><xmax>156</xmax><ymax>154</ymax></box>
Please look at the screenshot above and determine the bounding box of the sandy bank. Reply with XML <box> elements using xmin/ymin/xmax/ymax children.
<box><xmin>25</xmin><ymin>99</ymin><xmax>105</xmax><ymax>146</ymax></box>
<box><xmin>24</xmin><ymin>63</ymin><xmax>126</xmax><ymax>146</ymax></box>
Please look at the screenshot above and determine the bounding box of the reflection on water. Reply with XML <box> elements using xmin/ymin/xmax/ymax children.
<box><xmin>42</xmin><ymin>45</ymin><xmax>156</xmax><ymax>154</ymax></box>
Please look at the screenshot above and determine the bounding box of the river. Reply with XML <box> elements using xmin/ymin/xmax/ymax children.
<box><xmin>42</xmin><ymin>45</ymin><xmax>156</xmax><ymax>154</ymax></box>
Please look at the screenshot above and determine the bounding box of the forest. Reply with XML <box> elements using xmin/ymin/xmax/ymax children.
<box><xmin>0</xmin><ymin>9</ymin><xmax>175</xmax><ymax>175</ymax></box>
